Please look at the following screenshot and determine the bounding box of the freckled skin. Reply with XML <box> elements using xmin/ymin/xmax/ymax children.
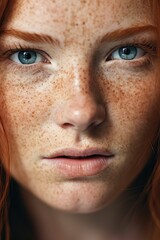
<box><xmin>0</xmin><ymin>0</ymin><xmax>159</xmax><ymax>220</ymax></box>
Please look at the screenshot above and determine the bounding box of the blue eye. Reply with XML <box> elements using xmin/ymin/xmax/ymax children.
<box><xmin>10</xmin><ymin>50</ymin><xmax>44</xmax><ymax>64</ymax></box>
<box><xmin>110</xmin><ymin>46</ymin><xmax>145</xmax><ymax>61</ymax></box>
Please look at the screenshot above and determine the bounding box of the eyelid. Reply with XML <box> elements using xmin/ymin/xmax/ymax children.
<box><xmin>110</xmin><ymin>46</ymin><xmax>145</xmax><ymax>61</ymax></box>
<box><xmin>104</xmin><ymin>40</ymin><xmax>157</xmax><ymax>61</ymax></box>
<box><xmin>2</xmin><ymin>46</ymin><xmax>52</xmax><ymax>64</ymax></box>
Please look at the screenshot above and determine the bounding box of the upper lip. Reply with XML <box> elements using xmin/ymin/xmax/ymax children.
<box><xmin>43</xmin><ymin>148</ymin><xmax>114</xmax><ymax>159</ymax></box>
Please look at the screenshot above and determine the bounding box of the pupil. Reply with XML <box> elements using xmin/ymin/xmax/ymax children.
<box><xmin>122</xmin><ymin>48</ymin><xmax>131</xmax><ymax>55</ymax></box>
<box><xmin>24</xmin><ymin>52</ymin><xmax>32</xmax><ymax>59</ymax></box>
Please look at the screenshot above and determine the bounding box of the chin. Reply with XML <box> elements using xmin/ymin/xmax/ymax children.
<box><xmin>39</xmin><ymin>188</ymin><xmax>115</xmax><ymax>214</ymax></box>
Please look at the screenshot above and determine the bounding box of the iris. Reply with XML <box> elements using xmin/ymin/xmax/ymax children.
<box><xmin>18</xmin><ymin>51</ymin><xmax>37</xmax><ymax>64</ymax></box>
<box><xmin>118</xmin><ymin>46</ymin><xmax>137</xmax><ymax>60</ymax></box>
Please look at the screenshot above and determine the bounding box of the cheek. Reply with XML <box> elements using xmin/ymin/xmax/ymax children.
<box><xmin>0</xmin><ymin>74</ymin><xmax>56</xmax><ymax>130</ymax></box>
<box><xmin>99</xmin><ymin>64</ymin><xmax>160</xmax><ymax>117</ymax></box>
<box><xmin>97</xmin><ymin>65</ymin><xmax>160</xmax><ymax>145</ymax></box>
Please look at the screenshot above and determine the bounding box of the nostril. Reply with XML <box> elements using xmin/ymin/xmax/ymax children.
<box><xmin>87</xmin><ymin>118</ymin><xmax>104</xmax><ymax>130</ymax></box>
<box><xmin>60</xmin><ymin>104</ymin><xmax>106</xmax><ymax>131</ymax></box>
<box><xmin>88</xmin><ymin>122</ymin><xmax>97</xmax><ymax>129</ymax></box>
<box><xmin>62</xmin><ymin>123</ymin><xmax>73</xmax><ymax>129</ymax></box>
<box><xmin>56</xmin><ymin>99</ymin><xmax>106</xmax><ymax>132</ymax></box>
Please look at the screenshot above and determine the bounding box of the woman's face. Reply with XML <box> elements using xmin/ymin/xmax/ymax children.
<box><xmin>0</xmin><ymin>0</ymin><xmax>159</xmax><ymax>213</ymax></box>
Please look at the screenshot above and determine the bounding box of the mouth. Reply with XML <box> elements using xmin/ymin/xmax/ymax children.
<box><xmin>43</xmin><ymin>148</ymin><xmax>114</xmax><ymax>178</ymax></box>
<box><xmin>45</xmin><ymin>148</ymin><xmax>113</xmax><ymax>159</ymax></box>
<box><xmin>55</xmin><ymin>154</ymin><xmax>105</xmax><ymax>159</ymax></box>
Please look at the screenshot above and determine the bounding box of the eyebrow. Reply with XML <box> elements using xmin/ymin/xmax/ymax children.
<box><xmin>0</xmin><ymin>25</ymin><xmax>157</xmax><ymax>47</ymax></box>
<box><xmin>0</xmin><ymin>29</ymin><xmax>60</xmax><ymax>46</ymax></box>
<box><xmin>100</xmin><ymin>25</ymin><xmax>157</xmax><ymax>43</ymax></box>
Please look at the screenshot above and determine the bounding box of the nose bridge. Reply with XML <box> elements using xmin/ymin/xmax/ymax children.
<box><xmin>64</xmin><ymin>51</ymin><xmax>99</xmax><ymax>111</ymax></box>
<box><xmin>66</xmin><ymin>50</ymin><xmax>93</xmax><ymax>94</ymax></box>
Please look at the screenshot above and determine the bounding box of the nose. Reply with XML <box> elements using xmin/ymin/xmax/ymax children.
<box><xmin>56</xmin><ymin>95</ymin><xmax>106</xmax><ymax>132</ymax></box>
<box><xmin>54</xmin><ymin>67</ymin><xmax>106</xmax><ymax>132</ymax></box>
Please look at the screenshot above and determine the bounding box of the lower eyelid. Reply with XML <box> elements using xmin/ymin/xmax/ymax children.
<box><xmin>3</xmin><ymin>59</ymin><xmax>50</xmax><ymax>75</ymax></box>
<box><xmin>110</xmin><ymin>55</ymin><xmax>153</xmax><ymax>71</ymax></box>
<box><xmin>101</xmin><ymin>54</ymin><xmax>153</xmax><ymax>70</ymax></box>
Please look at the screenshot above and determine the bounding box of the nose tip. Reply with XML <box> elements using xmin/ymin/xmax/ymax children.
<box><xmin>64</xmin><ymin>104</ymin><xmax>105</xmax><ymax>131</ymax></box>
<box><xmin>56</xmin><ymin>97</ymin><xmax>106</xmax><ymax>132</ymax></box>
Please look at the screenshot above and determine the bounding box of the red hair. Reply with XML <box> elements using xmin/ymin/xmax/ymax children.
<box><xmin>0</xmin><ymin>0</ymin><xmax>160</xmax><ymax>239</ymax></box>
<box><xmin>0</xmin><ymin>2</ymin><xmax>10</xmax><ymax>240</ymax></box>
<box><xmin>148</xmin><ymin>1</ymin><xmax>160</xmax><ymax>238</ymax></box>
<box><xmin>0</xmin><ymin>0</ymin><xmax>10</xmax><ymax>228</ymax></box>
<box><xmin>0</xmin><ymin>119</ymin><xmax>10</xmax><ymax>240</ymax></box>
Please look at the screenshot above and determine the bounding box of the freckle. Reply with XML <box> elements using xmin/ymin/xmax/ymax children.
<box><xmin>31</xmin><ymin>111</ymin><xmax>35</xmax><ymax>117</ymax></box>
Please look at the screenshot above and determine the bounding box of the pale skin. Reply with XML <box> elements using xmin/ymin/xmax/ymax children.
<box><xmin>0</xmin><ymin>0</ymin><xmax>160</xmax><ymax>239</ymax></box>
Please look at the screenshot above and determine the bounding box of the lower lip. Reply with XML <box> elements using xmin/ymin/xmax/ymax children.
<box><xmin>43</xmin><ymin>156</ymin><xmax>113</xmax><ymax>178</ymax></box>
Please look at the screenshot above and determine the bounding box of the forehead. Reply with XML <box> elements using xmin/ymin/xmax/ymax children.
<box><xmin>2</xmin><ymin>0</ymin><xmax>153</xmax><ymax>44</ymax></box>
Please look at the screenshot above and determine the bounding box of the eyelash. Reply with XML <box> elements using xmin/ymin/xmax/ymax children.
<box><xmin>0</xmin><ymin>40</ymin><xmax>157</xmax><ymax>71</ymax></box>
<box><xmin>0</xmin><ymin>44</ymin><xmax>51</xmax><ymax>71</ymax></box>
<box><xmin>105</xmin><ymin>41</ymin><xmax>157</xmax><ymax>65</ymax></box>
